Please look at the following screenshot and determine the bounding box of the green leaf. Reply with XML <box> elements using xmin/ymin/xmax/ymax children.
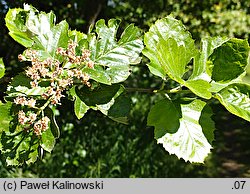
<box><xmin>44</xmin><ymin>107</ymin><xmax>60</xmax><ymax>138</ymax></box>
<box><xmin>5</xmin><ymin>8</ymin><xmax>33</xmax><ymax>47</ymax></box>
<box><xmin>75</xmin><ymin>92</ymin><xmax>89</xmax><ymax>119</ymax></box>
<box><xmin>210</xmin><ymin>38</ymin><xmax>250</xmax><ymax>83</ymax></box>
<box><xmin>157</xmin><ymin>99</ymin><xmax>213</xmax><ymax>163</ymax></box>
<box><xmin>92</xmin><ymin>86</ymin><xmax>130</xmax><ymax>124</ymax></box>
<box><xmin>107</xmin><ymin>95</ymin><xmax>131</xmax><ymax>124</ymax></box>
<box><xmin>0</xmin><ymin>126</ymin><xmax>39</xmax><ymax>166</ymax></box>
<box><xmin>41</xmin><ymin>127</ymin><xmax>55</xmax><ymax>153</ymax></box>
<box><xmin>76</xmin><ymin>84</ymin><xmax>121</xmax><ymax>106</ymax></box>
<box><xmin>199</xmin><ymin>104</ymin><xmax>215</xmax><ymax>145</ymax></box>
<box><xmin>86</xmin><ymin>19</ymin><xmax>144</xmax><ymax>84</ymax></box>
<box><xmin>0</xmin><ymin>101</ymin><xmax>40</xmax><ymax>166</ymax></box>
<box><xmin>184</xmin><ymin>79</ymin><xmax>212</xmax><ymax>99</ymax></box>
<box><xmin>142</xmin><ymin>17</ymin><xmax>213</xmax><ymax>99</ymax></box>
<box><xmin>74</xmin><ymin>97</ymin><xmax>89</xmax><ymax>120</ymax></box>
<box><xmin>156</xmin><ymin>38</ymin><xmax>193</xmax><ymax>82</ymax></box>
<box><xmin>5</xmin><ymin>4</ymin><xmax>69</xmax><ymax>58</ymax></box>
<box><xmin>0</xmin><ymin>58</ymin><xmax>5</xmax><ymax>79</ymax></box>
<box><xmin>0</xmin><ymin>102</ymin><xmax>13</xmax><ymax>132</ymax></box>
<box><xmin>215</xmin><ymin>83</ymin><xmax>250</xmax><ymax>122</ymax></box>
<box><xmin>190</xmin><ymin>36</ymin><xmax>229</xmax><ymax>80</ymax></box>
<box><xmin>6</xmin><ymin>73</ymin><xmax>47</xmax><ymax>97</ymax></box>
<box><xmin>69</xmin><ymin>86</ymin><xmax>89</xmax><ymax>119</ymax></box>
<box><xmin>147</xmin><ymin>99</ymin><xmax>180</xmax><ymax>139</ymax></box>
<box><xmin>82</xmin><ymin>65</ymin><xmax>112</xmax><ymax>85</ymax></box>
<box><xmin>143</xmin><ymin>16</ymin><xmax>198</xmax><ymax>79</ymax></box>
<box><xmin>68</xmin><ymin>30</ymin><xmax>87</xmax><ymax>43</ymax></box>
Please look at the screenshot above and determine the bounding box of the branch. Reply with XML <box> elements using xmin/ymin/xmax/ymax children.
<box><xmin>125</xmin><ymin>86</ymin><xmax>183</xmax><ymax>94</ymax></box>
<box><xmin>125</xmin><ymin>87</ymin><xmax>156</xmax><ymax>93</ymax></box>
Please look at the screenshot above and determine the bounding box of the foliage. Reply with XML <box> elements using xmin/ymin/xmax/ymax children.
<box><xmin>143</xmin><ymin>16</ymin><xmax>249</xmax><ymax>163</ymax></box>
<box><xmin>0</xmin><ymin>58</ymin><xmax>5</xmax><ymax>79</ymax></box>
<box><xmin>1</xmin><ymin>2</ymin><xmax>250</xmax><ymax>169</ymax></box>
<box><xmin>1</xmin><ymin>4</ymin><xmax>143</xmax><ymax>166</ymax></box>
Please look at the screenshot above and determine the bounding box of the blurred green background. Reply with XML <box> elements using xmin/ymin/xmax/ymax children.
<box><xmin>0</xmin><ymin>0</ymin><xmax>250</xmax><ymax>177</ymax></box>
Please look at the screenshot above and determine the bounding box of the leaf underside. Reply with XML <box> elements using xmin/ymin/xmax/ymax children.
<box><xmin>149</xmin><ymin>99</ymin><xmax>214</xmax><ymax>163</ymax></box>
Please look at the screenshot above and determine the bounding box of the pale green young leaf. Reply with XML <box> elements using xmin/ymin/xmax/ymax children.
<box><xmin>215</xmin><ymin>83</ymin><xmax>250</xmax><ymax>122</ymax></box>
<box><xmin>157</xmin><ymin>99</ymin><xmax>213</xmax><ymax>163</ymax></box>
<box><xmin>210</xmin><ymin>38</ymin><xmax>249</xmax><ymax>83</ymax></box>
<box><xmin>85</xmin><ymin>19</ymin><xmax>144</xmax><ymax>84</ymax></box>
<box><xmin>68</xmin><ymin>30</ymin><xmax>87</xmax><ymax>43</ymax></box>
<box><xmin>5</xmin><ymin>4</ymin><xmax>69</xmax><ymax>58</ymax></box>
<box><xmin>0</xmin><ymin>58</ymin><xmax>5</xmax><ymax>79</ymax></box>
<box><xmin>5</xmin><ymin>8</ymin><xmax>33</xmax><ymax>47</ymax></box>
<box><xmin>143</xmin><ymin>16</ymin><xmax>198</xmax><ymax>79</ymax></box>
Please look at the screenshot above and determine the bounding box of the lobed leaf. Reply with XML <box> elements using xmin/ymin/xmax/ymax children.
<box><xmin>215</xmin><ymin>83</ymin><xmax>250</xmax><ymax>122</ymax></box>
<box><xmin>5</xmin><ymin>4</ymin><xmax>69</xmax><ymax>58</ymax></box>
<box><xmin>0</xmin><ymin>102</ymin><xmax>39</xmax><ymax>166</ymax></box>
<box><xmin>0</xmin><ymin>104</ymin><xmax>58</xmax><ymax>165</ymax></box>
<box><xmin>156</xmin><ymin>38</ymin><xmax>191</xmax><ymax>82</ymax></box>
<box><xmin>143</xmin><ymin>16</ymin><xmax>198</xmax><ymax>79</ymax></box>
<box><xmin>5</xmin><ymin>7</ymin><xmax>33</xmax><ymax>47</ymax></box>
<box><xmin>143</xmin><ymin>17</ymin><xmax>213</xmax><ymax>99</ymax></box>
<box><xmin>85</xmin><ymin>19</ymin><xmax>144</xmax><ymax>84</ymax></box>
<box><xmin>155</xmin><ymin>99</ymin><xmax>214</xmax><ymax>163</ymax></box>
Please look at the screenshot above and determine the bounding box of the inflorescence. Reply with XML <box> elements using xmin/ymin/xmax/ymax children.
<box><xmin>15</xmin><ymin>40</ymin><xmax>94</xmax><ymax>136</ymax></box>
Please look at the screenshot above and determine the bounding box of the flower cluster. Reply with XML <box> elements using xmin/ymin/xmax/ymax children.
<box><xmin>33</xmin><ymin>116</ymin><xmax>50</xmax><ymax>136</ymax></box>
<box><xmin>56</xmin><ymin>40</ymin><xmax>92</xmax><ymax>66</ymax></box>
<box><xmin>16</xmin><ymin>40</ymin><xmax>94</xmax><ymax>136</ymax></box>
<box><xmin>18</xmin><ymin>110</ymin><xmax>37</xmax><ymax>125</ymax></box>
<box><xmin>14</xmin><ymin>96</ymin><xmax>36</xmax><ymax>108</ymax></box>
<box><xmin>18</xmin><ymin>110</ymin><xmax>50</xmax><ymax>136</ymax></box>
<box><xmin>18</xmin><ymin>40</ymin><xmax>94</xmax><ymax>106</ymax></box>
